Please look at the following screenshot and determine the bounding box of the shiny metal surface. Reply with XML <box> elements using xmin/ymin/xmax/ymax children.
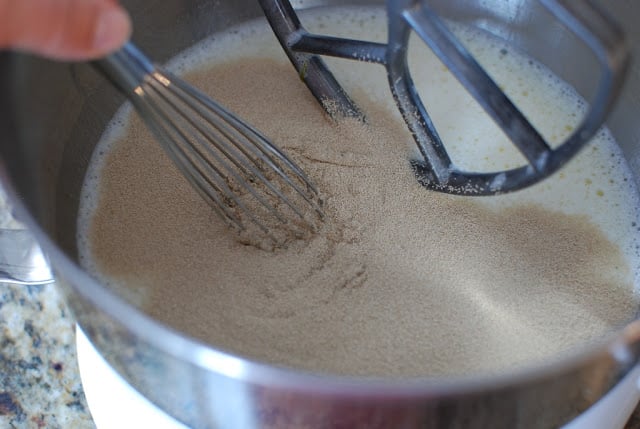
<box><xmin>0</xmin><ymin>228</ymin><xmax>53</xmax><ymax>285</ymax></box>
<box><xmin>1</xmin><ymin>0</ymin><xmax>640</xmax><ymax>428</ymax></box>
<box><xmin>260</xmin><ymin>0</ymin><xmax>629</xmax><ymax>195</ymax></box>
<box><xmin>96</xmin><ymin>42</ymin><xmax>323</xmax><ymax>242</ymax></box>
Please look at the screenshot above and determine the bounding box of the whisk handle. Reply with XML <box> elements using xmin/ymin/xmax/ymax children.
<box><xmin>93</xmin><ymin>42</ymin><xmax>155</xmax><ymax>94</ymax></box>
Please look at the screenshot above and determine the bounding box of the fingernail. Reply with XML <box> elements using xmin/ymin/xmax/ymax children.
<box><xmin>93</xmin><ymin>7</ymin><xmax>131</xmax><ymax>52</ymax></box>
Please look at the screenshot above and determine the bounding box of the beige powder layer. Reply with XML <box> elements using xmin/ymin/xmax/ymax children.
<box><xmin>86</xmin><ymin>58</ymin><xmax>636</xmax><ymax>377</ymax></box>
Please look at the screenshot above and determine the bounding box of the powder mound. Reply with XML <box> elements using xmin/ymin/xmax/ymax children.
<box><xmin>233</xmin><ymin>194</ymin><xmax>324</xmax><ymax>252</ymax></box>
<box><xmin>227</xmin><ymin>166</ymin><xmax>325</xmax><ymax>251</ymax></box>
<box><xmin>80</xmin><ymin>10</ymin><xmax>639</xmax><ymax>378</ymax></box>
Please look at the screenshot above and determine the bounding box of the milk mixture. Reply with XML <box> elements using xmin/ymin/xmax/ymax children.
<box><xmin>77</xmin><ymin>6</ymin><xmax>640</xmax><ymax>377</ymax></box>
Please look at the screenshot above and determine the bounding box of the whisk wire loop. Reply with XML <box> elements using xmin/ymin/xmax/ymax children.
<box><xmin>144</xmin><ymin>73</ymin><xmax>291</xmax><ymax>228</ymax></box>
<box><xmin>95</xmin><ymin>42</ymin><xmax>322</xmax><ymax>245</ymax></box>
<box><xmin>134</xmin><ymin>80</ymin><xmax>263</xmax><ymax>232</ymax></box>
<box><xmin>166</xmin><ymin>71</ymin><xmax>324</xmax><ymax>215</ymax></box>
<box><xmin>158</xmin><ymin>72</ymin><xmax>321</xmax><ymax>223</ymax></box>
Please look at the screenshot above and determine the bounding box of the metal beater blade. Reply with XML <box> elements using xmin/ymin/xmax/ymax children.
<box><xmin>259</xmin><ymin>0</ymin><xmax>629</xmax><ymax>195</ymax></box>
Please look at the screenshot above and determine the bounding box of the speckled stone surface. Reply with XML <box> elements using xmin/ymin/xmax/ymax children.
<box><xmin>0</xmin><ymin>186</ymin><xmax>94</xmax><ymax>428</ymax></box>
<box><xmin>0</xmin><ymin>282</ymin><xmax>94</xmax><ymax>428</ymax></box>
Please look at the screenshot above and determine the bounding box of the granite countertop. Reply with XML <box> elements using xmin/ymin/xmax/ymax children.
<box><xmin>0</xmin><ymin>282</ymin><xmax>94</xmax><ymax>428</ymax></box>
<box><xmin>0</xmin><ymin>187</ymin><xmax>94</xmax><ymax>428</ymax></box>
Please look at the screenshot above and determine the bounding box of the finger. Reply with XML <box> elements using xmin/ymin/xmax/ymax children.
<box><xmin>0</xmin><ymin>0</ymin><xmax>131</xmax><ymax>61</ymax></box>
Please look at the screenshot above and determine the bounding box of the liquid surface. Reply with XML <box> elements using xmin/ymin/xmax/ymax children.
<box><xmin>78</xmin><ymin>6</ymin><xmax>640</xmax><ymax>377</ymax></box>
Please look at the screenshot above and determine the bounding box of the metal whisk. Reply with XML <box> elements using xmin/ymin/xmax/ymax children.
<box><xmin>259</xmin><ymin>0</ymin><xmax>629</xmax><ymax>195</ymax></box>
<box><xmin>95</xmin><ymin>43</ymin><xmax>323</xmax><ymax>247</ymax></box>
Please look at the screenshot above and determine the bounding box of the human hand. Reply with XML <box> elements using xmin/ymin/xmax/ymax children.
<box><xmin>0</xmin><ymin>0</ymin><xmax>131</xmax><ymax>61</ymax></box>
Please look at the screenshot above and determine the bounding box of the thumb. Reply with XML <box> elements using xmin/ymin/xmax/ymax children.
<box><xmin>0</xmin><ymin>0</ymin><xmax>131</xmax><ymax>61</ymax></box>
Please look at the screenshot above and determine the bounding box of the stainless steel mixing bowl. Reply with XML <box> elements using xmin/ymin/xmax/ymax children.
<box><xmin>1</xmin><ymin>0</ymin><xmax>640</xmax><ymax>427</ymax></box>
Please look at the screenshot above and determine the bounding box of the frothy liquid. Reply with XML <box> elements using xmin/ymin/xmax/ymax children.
<box><xmin>77</xmin><ymin>6</ymin><xmax>640</xmax><ymax>377</ymax></box>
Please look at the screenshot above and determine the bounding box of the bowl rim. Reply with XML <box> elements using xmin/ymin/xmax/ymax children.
<box><xmin>4</xmin><ymin>175</ymin><xmax>635</xmax><ymax>399</ymax></box>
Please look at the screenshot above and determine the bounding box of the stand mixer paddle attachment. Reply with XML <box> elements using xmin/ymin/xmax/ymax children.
<box><xmin>259</xmin><ymin>0</ymin><xmax>629</xmax><ymax>195</ymax></box>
